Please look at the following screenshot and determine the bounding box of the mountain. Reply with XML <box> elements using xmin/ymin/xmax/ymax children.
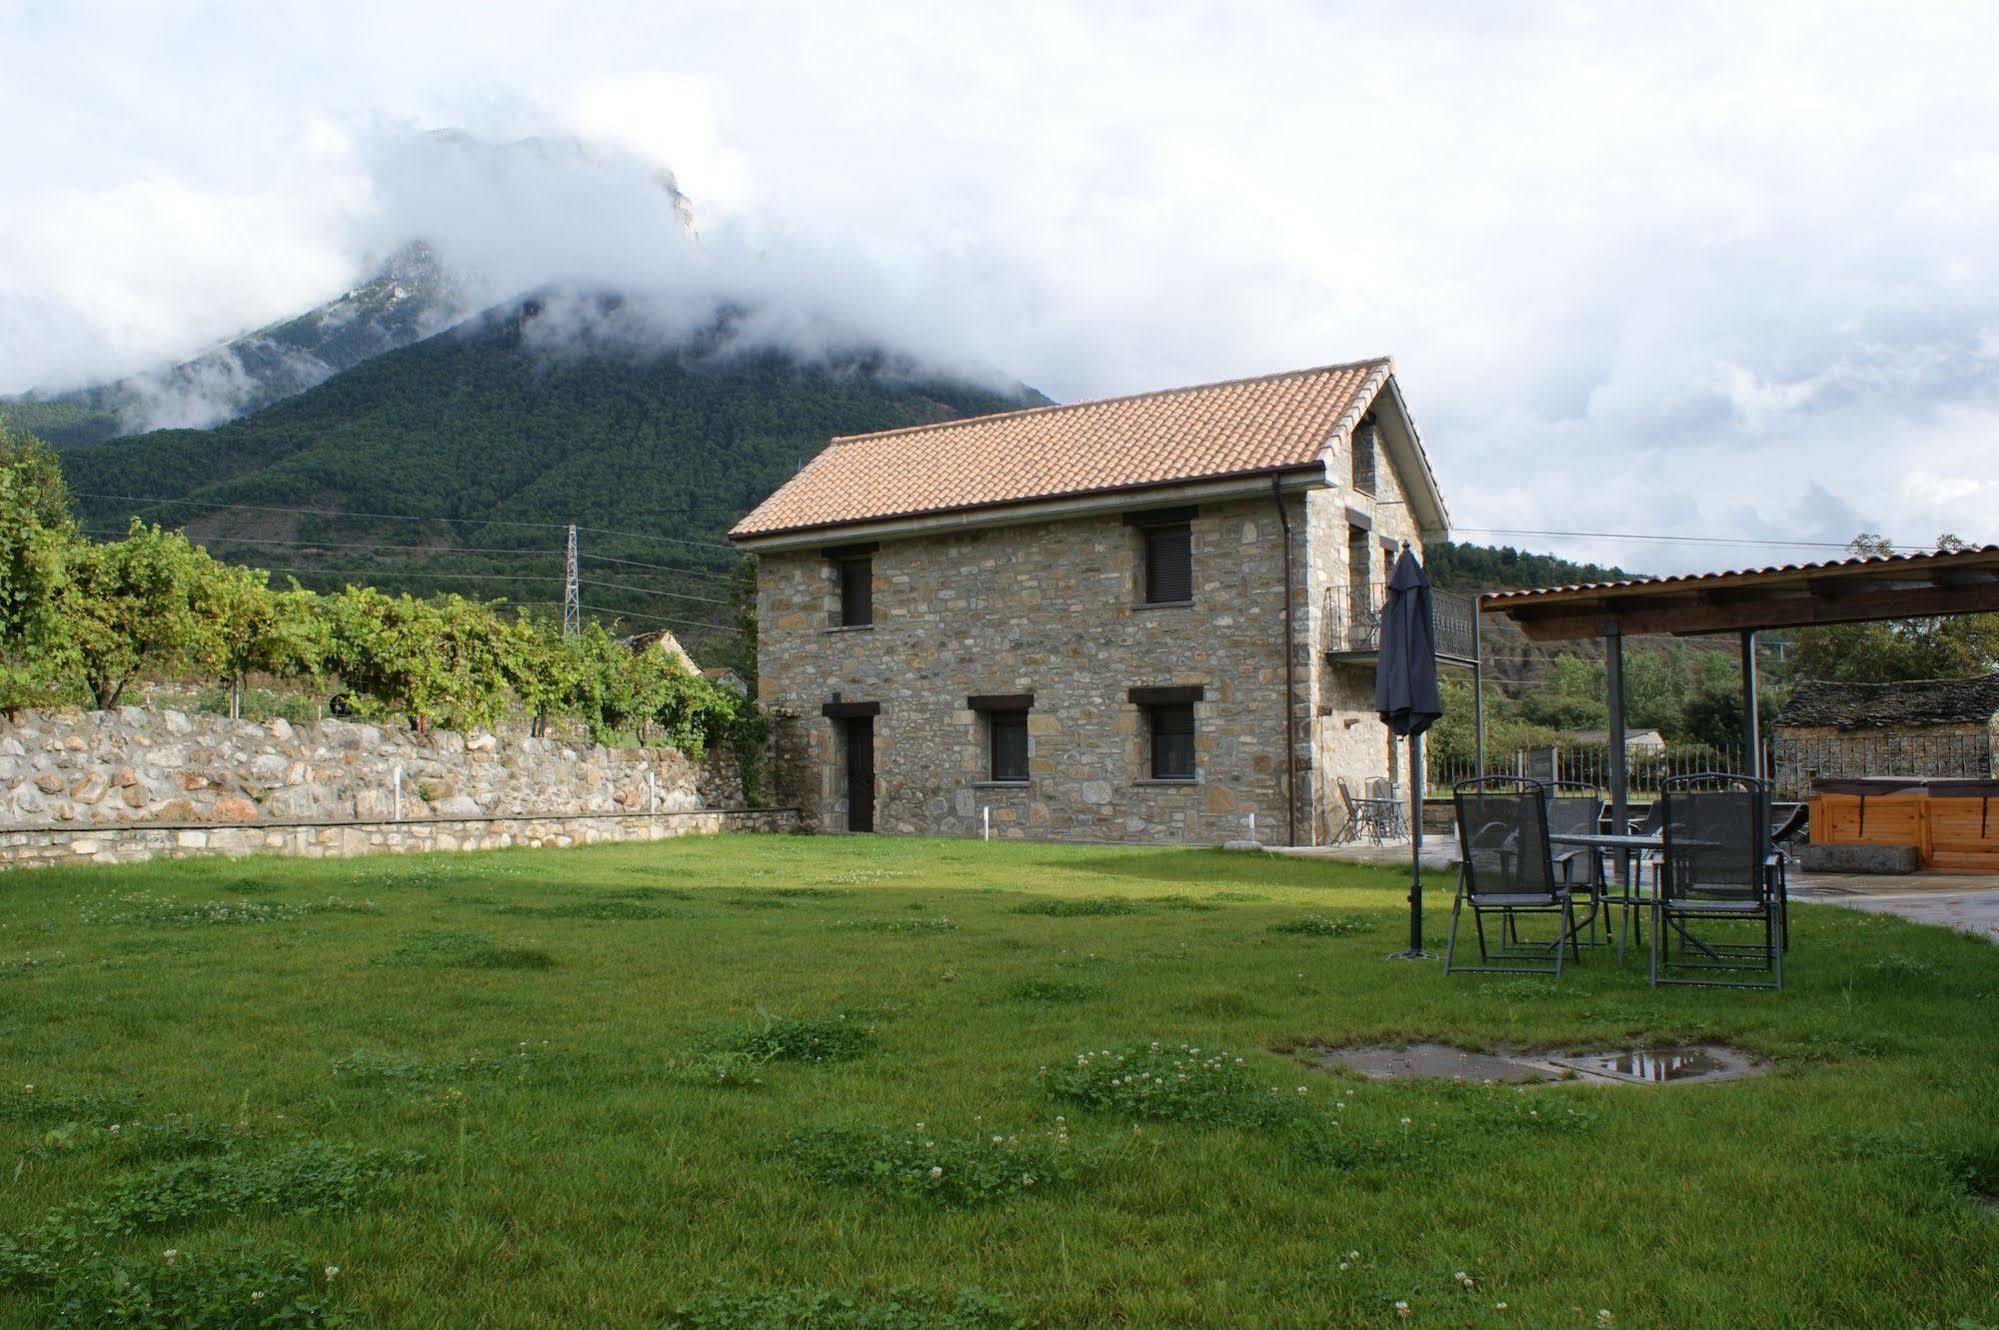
<box><xmin>56</xmin><ymin>292</ymin><xmax>1047</xmax><ymax>644</ymax></box>
<box><xmin>4</xmin><ymin>242</ymin><xmax>464</xmax><ymax>447</ymax></box>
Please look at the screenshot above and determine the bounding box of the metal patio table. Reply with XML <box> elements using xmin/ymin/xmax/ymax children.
<box><xmin>1549</xmin><ymin>831</ymin><xmax>1663</xmax><ymax>961</ymax></box>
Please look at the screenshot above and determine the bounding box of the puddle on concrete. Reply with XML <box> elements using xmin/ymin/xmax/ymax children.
<box><xmin>1545</xmin><ymin>1045</ymin><xmax>1763</xmax><ymax>1084</ymax></box>
<box><xmin>1302</xmin><ymin>1041</ymin><xmax>1767</xmax><ymax>1087</ymax></box>
<box><xmin>1305</xmin><ymin>1042</ymin><xmax>1550</xmax><ymax>1084</ymax></box>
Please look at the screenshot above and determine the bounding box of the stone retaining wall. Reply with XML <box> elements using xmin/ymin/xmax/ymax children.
<box><xmin>0</xmin><ymin>808</ymin><xmax>797</xmax><ymax>870</ymax></box>
<box><xmin>0</xmin><ymin>706</ymin><xmax>787</xmax><ymax>869</ymax></box>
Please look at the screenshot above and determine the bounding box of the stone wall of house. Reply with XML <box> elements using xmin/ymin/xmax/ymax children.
<box><xmin>758</xmin><ymin>496</ymin><xmax>1296</xmax><ymax>843</ymax></box>
<box><xmin>1301</xmin><ymin>423</ymin><xmax>1427</xmax><ymax>843</ymax></box>
<box><xmin>1773</xmin><ymin>721</ymin><xmax>1996</xmax><ymax>790</ymax></box>
<box><xmin>0</xmin><ymin>707</ymin><xmax>785</xmax><ymax>868</ymax></box>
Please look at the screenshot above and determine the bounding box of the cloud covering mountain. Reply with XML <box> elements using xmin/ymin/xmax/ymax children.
<box><xmin>5</xmin><ymin>1</ymin><xmax>1999</xmax><ymax>569</ymax></box>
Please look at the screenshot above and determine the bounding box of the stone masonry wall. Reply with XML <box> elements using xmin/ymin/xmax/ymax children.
<box><xmin>1301</xmin><ymin>426</ymin><xmax>1425</xmax><ymax>844</ymax></box>
<box><xmin>758</xmin><ymin>484</ymin><xmax>1435</xmax><ymax>846</ymax></box>
<box><xmin>1773</xmin><ymin>721</ymin><xmax>1995</xmax><ymax>791</ymax></box>
<box><xmin>0</xmin><ymin>707</ymin><xmax>786</xmax><ymax>869</ymax></box>
<box><xmin>0</xmin><ymin>809</ymin><xmax>794</xmax><ymax>870</ymax></box>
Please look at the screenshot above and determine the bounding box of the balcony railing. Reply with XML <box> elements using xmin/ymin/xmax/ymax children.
<box><xmin>1323</xmin><ymin>583</ymin><xmax>1478</xmax><ymax>666</ymax></box>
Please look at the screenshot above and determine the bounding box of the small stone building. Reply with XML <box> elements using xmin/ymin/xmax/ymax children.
<box><xmin>1773</xmin><ymin>674</ymin><xmax>1999</xmax><ymax>788</ymax></box>
<box><xmin>727</xmin><ymin>358</ymin><xmax>1455</xmax><ymax>846</ymax></box>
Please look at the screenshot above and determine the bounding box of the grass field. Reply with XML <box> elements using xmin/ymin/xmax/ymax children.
<box><xmin>0</xmin><ymin>834</ymin><xmax>1995</xmax><ymax>1328</ymax></box>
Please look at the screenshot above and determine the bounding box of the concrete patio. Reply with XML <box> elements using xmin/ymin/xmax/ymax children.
<box><xmin>1274</xmin><ymin>840</ymin><xmax>1999</xmax><ymax>944</ymax></box>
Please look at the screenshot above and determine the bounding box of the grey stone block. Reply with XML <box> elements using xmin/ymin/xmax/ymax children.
<box><xmin>1799</xmin><ymin>842</ymin><xmax>1919</xmax><ymax>875</ymax></box>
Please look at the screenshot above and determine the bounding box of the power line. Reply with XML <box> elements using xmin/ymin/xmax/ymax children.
<box><xmin>1453</xmin><ymin>526</ymin><xmax>1928</xmax><ymax>553</ymax></box>
<box><xmin>79</xmin><ymin>528</ymin><xmax>564</xmax><ymax>561</ymax></box>
<box><xmin>579</xmin><ymin>551</ymin><xmax>736</xmax><ymax>582</ymax></box>
<box><xmin>575</xmin><ymin>576</ymin><xmax>732</xmax><ymax>606</ymax></box>
<box><xmin>72</xmin><ymin>491</ymin><xmax>739</xmax><ymax>552</ymax></box>
<box><xmin>580</xmin><ymin>603</ymin><xmax>723</xmax><ymax>632</ymax></box>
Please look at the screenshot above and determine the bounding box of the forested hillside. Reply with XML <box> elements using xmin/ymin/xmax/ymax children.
<box><xmin>57</xmin><ymin>295</ymin><xmax>1045</xmax><ymax>650</ymax></box>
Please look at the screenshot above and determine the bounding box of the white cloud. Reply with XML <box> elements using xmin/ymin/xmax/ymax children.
<box><xmin>3</xmin><ymin>0</ymin><xmax>1998</xmax><ymax>568</ymax></box>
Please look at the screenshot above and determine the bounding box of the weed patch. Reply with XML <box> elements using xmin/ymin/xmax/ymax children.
<box><xmin>0</xmin><ymin>953</ymin><xmax>69</xmax><ymax>978</ymax></box>
<box><xmin>1042</xmin><ymin>1042</ymin><xmax>1300</xmax><ymax>1127</ymax></box>
<box><xmin>784</xmin><ymin>1124</ymin><xmax>1081</xmax><ymax>1208</ymax></box>
<box><xmin>494</xmin><ymin>899</ymin><xmax>692</xmax><ymax>921</ymax></box>
<box><xmin>832</xmin><ymin>918</ymin><xmax>959</xmax><ymax>934</ymax></box>
<box><xmin>372</xmin><ymin>930</ymin><xmax>555</xmax><ymax>970</ymax></box>
<box><xmin>30</xmin><ymin>1243</ymin><xmax>346</xmax><ymax>1329</ymax></box>
<box><xmin>0</xmin><ymin>1087</ymin><xmax>137</xmax><ymax>1129</ymax></box>
<box><xmin>31</xmin><ymin>1142</ymin><xmax>418</xmax><ymax>1242</ymax></box>
<box><xmin>1211</xmin><ymin>890</ymin><xmax>1270</xmax><ymax>902</ymax></box>
<box><xmin>667</xmin><ymin>1283</ymin><xmax>1023</xmax><ymax>1329</ymax></box>
<box><xmin>330</xmin><ymin>1046</ymin><xmax>548</xmax><ymax>1088</ymax></box>
<box><xmin>86</xmin><ymin>895</ymin><xmax>377</xmax><ymax>928</ymax></box>
<box><xmin>1006</xmin><ymin>978</ymin><xmax>1099</xmax><ymax>1004</ymax></box>
<box><xmin>1270</xmin><ymin>914</ymin><xmax>1377</xmax><ymax>937</ymax></box>
<box><xmin>1011</xmin><ymin>898</ymin><xmax>1139</xmax><ymax>918</ymax></box>
<box><xmin>697</xmin><ymin>1015</ymin><xmax>877</xmax><ymax>1065</ymax></box>
<box><xmin>1144</xmin><ymin>895</ymin><xmax>1221</xmax><ymax>912</ymax></box>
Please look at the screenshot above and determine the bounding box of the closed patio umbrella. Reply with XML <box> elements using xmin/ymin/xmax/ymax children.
<box><xmin>1374</xmin><ymin>544</ymin><xmax>1443</xmax><ymax>958</ymax></box>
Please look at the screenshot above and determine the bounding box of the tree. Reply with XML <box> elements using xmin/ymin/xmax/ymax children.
<box><xmin>57</xmin><ymin>521</ymin><xmax>212</xmax><ymax>709</ymax></box>
<box><xmin>0</xmin><ymin>424</ymin><xmax>73</xmax><ymax>531</ymax></box>
<box><xmin>1790</xmin><ymin>534</ymin><xmax>1999</xmax><ymax>683</ymax></box>
<box><xmin>191</xmin><ymin>561</ymin><xmax>331</xmax><ymax>716</ymax></box>
<box><xmin>0</xmin><ymin>457</ymin><xmax>79</xmax><ymax>714</ymax></box>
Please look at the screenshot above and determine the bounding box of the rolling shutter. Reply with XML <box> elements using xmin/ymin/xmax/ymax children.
<box><xmin>1144</xmin><ymin>525</ymin><xmax>1193</xmax><ymax>604</ymax></box>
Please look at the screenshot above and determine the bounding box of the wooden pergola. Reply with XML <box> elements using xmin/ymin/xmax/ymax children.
<box><xmin>1476</xmin><ymin>544</ymin><xmax>1999</xmax><ymax>834</ymax></box>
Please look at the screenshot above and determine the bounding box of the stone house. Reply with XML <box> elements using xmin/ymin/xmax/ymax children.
<box><xmin>1774</xmin><ymin>674</ymin><xmax>1999</xmax><ymax>789</ymax></box>
<box><xmin>727</xmin><ymin>359</ymin><xmax>1456</xmax><ymax>845</ymax></box>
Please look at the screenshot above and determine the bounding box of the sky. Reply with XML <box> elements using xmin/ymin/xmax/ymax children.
<box><xmin>4</xmin><ymin>0</ymin><xmax>1998</xmax><ymax>573</ymax></box>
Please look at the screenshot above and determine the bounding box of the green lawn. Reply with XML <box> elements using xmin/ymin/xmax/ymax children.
<box><xmin>0</xmin><ymin>835</ymin><xmax>1995</xmax><ymax>1329</ymax></box>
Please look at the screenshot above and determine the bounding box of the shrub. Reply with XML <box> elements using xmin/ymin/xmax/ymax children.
<box><xmin>667</xmin><ymin>1283</ymin><xmax>1024</xmax><ymax>1329</ymax></box>
<box><xmin>1041</xmin><ymin>1042</ymin><xmax>1299</xmax><ymax>1127</ymax></box>
<box><xmin>783</xmin><ymin>1125</ymin><xmax>1081</xmax><ymax>1208</ymax></box>
<box><xmin>1270</xmin><ymin>915</ymin><xmax>1376</xmax><ymax>937</ymax></box>
<box><xmin>1011</xmin><ymin>898</ymin><xmax>1139</xmax><ymax>918</ymax></box>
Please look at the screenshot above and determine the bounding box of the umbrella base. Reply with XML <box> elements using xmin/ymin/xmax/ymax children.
<box><xmin>1385</xmin><ymin>948</ymin><xmax>1438</xmax><ymax>961</ymax></box>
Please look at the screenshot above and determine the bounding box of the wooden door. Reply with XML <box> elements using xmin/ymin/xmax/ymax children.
<box><xmin>845</xmin><ymin>716</ymin><xmax>875</xmax><ymax>833</ymax></box>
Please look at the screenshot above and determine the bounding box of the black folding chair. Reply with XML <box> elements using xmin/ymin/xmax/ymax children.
<box><xmin>1768</xmin><ymin>802</ymin><xmax>1807</xmax><ymax>951</ymax></box>
<box><xmin>1546</xmin><ymin>781</ymin><xmax>1607</xmax><ymax>945</ymax></box>
<box><xmin>1652</xmin><ymin>773</ymin><xmax>1783</xmax><ymax>990</ymax></box>
<box><xmin>1444</xmin><ymin>777</ymin><xmax>1583</xmax><ymax>977</ymax></box>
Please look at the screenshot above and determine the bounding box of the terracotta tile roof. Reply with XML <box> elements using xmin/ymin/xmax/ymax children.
<box><xmin>729</xmin><ymin>358</ymin><xmax>1393</xmax><ymax>540</ymax></box>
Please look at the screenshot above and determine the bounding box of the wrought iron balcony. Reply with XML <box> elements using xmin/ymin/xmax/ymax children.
<box><xmin>1323</xmin><ymin>583</ymin><xmax>1479</xmax><ymax>667</ymax></box>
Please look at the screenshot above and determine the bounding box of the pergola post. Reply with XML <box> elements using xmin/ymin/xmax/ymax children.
<box><xmin>1604</xmin><ymin>622</ymin><xmax>1628</xmax><ymax>882</ymax></box>
<box><xmin>1740</xmin><ymin>630</ymin><xmax>1762</xmax><ymax>781</ymax></box>
<box><xmin>1472</xmin><ymin>603</ymin><xmax>1486</xmax><ymax>776</ymax></box>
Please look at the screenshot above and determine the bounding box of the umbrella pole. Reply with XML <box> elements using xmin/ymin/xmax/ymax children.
<box><xmin>1390</xmin><ymin>730</ymin><xmax>1435</xmax><ymax>960</ymax></box>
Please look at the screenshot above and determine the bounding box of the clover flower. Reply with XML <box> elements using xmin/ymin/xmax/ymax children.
<box><xmin>163</xmin><ymin>1250</ymin><xmax>178</xmax><ymax>1264</ymax></box>
<box><xmin>326</xmin><ymin>1266</ymin><xmax>341</xmax><ymax>1280</ymax></box>
<box><xmin>928</xmin><ymin>1165</ymin><xmax>943</xmax><ymax>1179</ymax></box>
<box><xmin>1395</xmin><ymin>1300</ymin><xmax>1410</xmax><ymax>1317</ymax></box>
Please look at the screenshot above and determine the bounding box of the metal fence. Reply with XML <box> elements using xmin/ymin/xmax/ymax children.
<box><xmin>1322</xmin><ymin>583</ymin><xmax>1478</xmax><ymax>663</ymax></box>
<box><xmin>1433</xmin><ymin>731</ymin><xmax>1996</xmax><ymax>800</ymax></box>
<box><xmin>1430</xmin><ymin>742</ymin><xmax>1784</xmax><ymax>797</ymax></box>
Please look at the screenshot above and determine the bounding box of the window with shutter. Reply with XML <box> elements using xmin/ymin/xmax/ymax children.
<box><xmin>1143</xmin><ymin>524</ymin><xmax>1193</xmax><ymax>604</ymax></box>
<box><xmin>1148</xmin><ymin>703</ymin><xmax>1196</xmax><ymax>780</ymax></box>
<box><xmin>838</xmin><ymin>556</ymin><xmax>873</xmax><ymax>626</ymax></box>
<box><xmin>989</xmin><ymin>711</ymin><xmax>1029</xmax><ymax>782</ymax></box>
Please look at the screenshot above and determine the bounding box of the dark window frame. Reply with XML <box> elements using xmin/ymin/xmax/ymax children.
<box><xmin>988</xmin><ymin>709</ymin><xmax>1030</xmax><ymax>783</ymax></box>
<box><xmin>1147</xmin><ymin>702</ymin><xmax>1197</xmax><ymax>781</ymax></box>
<box><xmin>836</xmin><ymin>554</ymin><xmax>873</xmax><ymax>627</ymax></box>
<box><xmin>1140</xmin><ymin>522</ymin><xmax>1194</xmax><ymax>605</ymax></box>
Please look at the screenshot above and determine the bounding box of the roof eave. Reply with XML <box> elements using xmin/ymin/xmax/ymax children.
<box><xmin>729</xmin><ymin>462</ymin><xmax>1331</xmax><ymax>550</ymax></box>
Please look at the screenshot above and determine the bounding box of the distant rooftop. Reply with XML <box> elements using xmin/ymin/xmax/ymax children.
<box><xmin>1777</xmin><ymin>674</ymin><xmax>1999</xmax><ymax>731</ymax></box>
